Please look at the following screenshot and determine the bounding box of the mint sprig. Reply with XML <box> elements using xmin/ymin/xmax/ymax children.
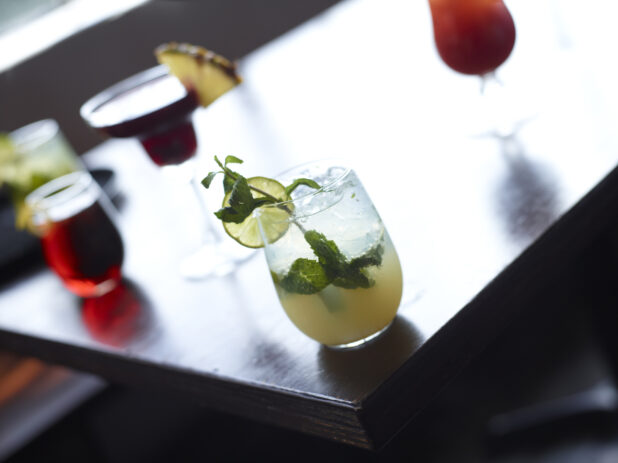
<box><xmin>285</xmin><ymin>178</ymin><xmax>320</xmax><ymax>196</ymax></box>
<box><xmin>202</xmin><ymin>156</ymin><xmax>383</xmax><ymax>296</ymax></box>
<box><xmin>279</xmin><ymin>231</ymin><xmax>383</xmax><ymax>294</ymax></box>
<box><xmin>279</xmin><ymin>258</ymin><xmax>330</xmax><ymax>294</ymax></box>
<box><xmin>202</xmin><ymin>155</ymin><xmax>318</xmax><ymax>224</ymax></box>
<box><xmin>201</xmin><ymin>155</ymin><xmax>244</xmax><ymax>194</ymax></box>
<box><xmin>213</xmin><ymin>175</ymin><xmax>276</xmax><ymax>223</ymax></box>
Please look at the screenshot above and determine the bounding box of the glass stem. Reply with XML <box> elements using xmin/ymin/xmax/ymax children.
<box><xmin>189</xmin><ymin>176</ymin><xmax>221</xmax><ymax>245</ymax></box>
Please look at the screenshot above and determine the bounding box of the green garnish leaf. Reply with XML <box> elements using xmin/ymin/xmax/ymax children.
<box><xmin>223</xmin><ymin>169</ymin><xmax>239</xmax><ymax>194</ymax></box>
<box><xmin>201</xmin><ymin>171</ymin><xmax>220</xmax><ymax>189</ymax></box>
<box><xmin>350</xmin><ymin>243</ymin><xmax>384</xmax><ymax>269</ymax></box>
<box><xmin>332</xmin><ymin>269</ymin><xmax>372</xmax><ymax>289</ymax></box>
<box><xmin>279</xmin><ymin>258</ymin><xmax>330</xmax><ymax>294</ymax></box>
<box><xmin>228</xmin><ymin>176</ymin><xmax>254</xmax><ymax>212</ymax></box>
<box><xmin>304</xmin><ymin>230</ymin><xmax>346</xmax><ymax>276</ymax></box>
<box><xmin>225</xmin><ymin>155</ymin><xmax>243</xmax><ymax>166</ymax></box>
<box><xmin>212</xmin><ymin>155</ymin><xmax>242</xmax><ymax>193</ymax></box>
<box><xmin>214</xmin><ymin>205</ymin><xmax>247</xmax><ymax>223</ymax></box>
<box><xmin>278</xmin><ymin>239</ymin><xmax>380</xmax><ymax>293</ymax></box>
<box><xmin>303</xmin><ymin>230</ymin><xmax>383</xmax><ymax>291</ymax></box>
<box><xmin>215</xmin><ymin>176</ymin><xmax>255</xmax><ymax>223</ymax></box>
<box><xmin>285</xmin><ymin>178</ymin><xmax>320</xmax><ymax>196</ymax></box>
<box><xmin>214</xmin><ymin>155</ymin><xmax>225</xmax><ymax>170</ymax></box>
<box><xmin>214</xmin><ymin>176</ymin><xmax>277</xmax><ymax>223</ymax></box>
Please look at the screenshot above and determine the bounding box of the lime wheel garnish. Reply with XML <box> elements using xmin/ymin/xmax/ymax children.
<box><xmin>222</xmin><ymin>176</ymin><xmax>292</xmax><ymax>248</ymax></box>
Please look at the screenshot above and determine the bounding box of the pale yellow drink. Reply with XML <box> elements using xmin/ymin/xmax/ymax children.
<box><xmin>273</xmin><ymin>235</ymin><xmax>402</xmax><ymax>346</ymax></box>
<box><xmin>258</xmin><ymin>163</ymin><xmax>404</xmax><ymax>348</ymax></box>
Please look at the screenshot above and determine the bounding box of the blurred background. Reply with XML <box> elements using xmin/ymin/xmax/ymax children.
<box><xmin>3</xmin><ymin>0</ymin><xmax>618</xmax><ymax>461</ymax></box>
<box><xmin>0</xmin><ymin>0</ymin><xmax>342</xmax><ymax>153</ymax></box>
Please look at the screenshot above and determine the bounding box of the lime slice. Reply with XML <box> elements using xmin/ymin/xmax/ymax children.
<box><xmin>155</xmin><ymin>42</ymin><xmax>241</xmax><ymax>107</ymax></box>
<box><xmin>222</xmin><ymin>176</ymin><xmax>292</xmax><ymax>248</ymax></box>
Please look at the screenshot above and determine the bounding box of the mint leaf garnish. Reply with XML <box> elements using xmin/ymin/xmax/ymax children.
<box><xmin>214</xmin><ymin>176</ymin><xmax>254</xmax><ymax>223</ymax></box>
<box><xmin>228</xmin><ymin>176</ymin><xmax>254</xmax><ymax>212</ymax></box>
<box><xmin>214</xmin><ymin>176</ymin><xmax>276</xmax><ymax>223</ymax></box>
<box><xmin>279</xmin><ymin>258</ymin><xmax>330</xmax><ymax>294</ymax></box>
<box><xmin>285</xmin><ymin>178</ymin><xmax>320</xmax><ymax>196</ymax></box>
<box><xmin>350</xmin><ymin>242</ymin><xmax>384</xmax><ymax>269</ymax></box>
<box><xmin>210</xmin><ymin>155</ymin><xmax>242</xmax><ymax>193</ymax></box>
<box><xmin>225</xmin><ymin>155</ymin><xmax>243</xmax><ymax>166</ymax></box>
<box><xmin>201</xmin><ymin>171</ymin><xmax>219</xmax><ymax>189</ymax></box>
<box><xmin>304</xmin><ymin>230</ymin><xmax>347</xmax><ymax>278</ymax></box>
<box><xmin>278</xmin><ymin>231</ymin><xmax>384</xmax><ymax>295</ymax></box>
<box><xmin>222</xmin><ymin>171</ymin><xmax>238</xmax><ymax>194</ymax></box>
<box><xmin>332</xmin><ymin>271</ymin><xmax>372</xmax><ymax>289</ymax></box>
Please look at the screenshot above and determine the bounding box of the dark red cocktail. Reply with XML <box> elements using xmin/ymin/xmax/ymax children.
<box><xmin>428</xmin><ymin>0</ymin><xmax>516</xmax><ymax>76</ymax></box>
<box><xmin>27</xmin><ymin>172</ymin><xmax>124</xmax><ymax>297</ymax></box>
<box><xmin>80</xmin><ymin>66</ymin><xmax>199</xmax><ymax>167</ymax></box>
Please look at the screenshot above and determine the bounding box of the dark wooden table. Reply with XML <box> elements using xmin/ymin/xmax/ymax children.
<box><xmin>2</xmin><ymin>0</ymin><xmax>618</xmax><ymax>450</ymax></box>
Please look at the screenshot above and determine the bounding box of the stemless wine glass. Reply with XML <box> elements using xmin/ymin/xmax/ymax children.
<box><xmin>255</xmin><ymin>161</ymin><xmax>403</xmax><ymax>348</ymax></box>
<box><xmin>26</xmin><ymin>171</ymin><xmax>124</xmax><ymax>297</ymax></box>
<box><xmin>80</xmin><ymin>65</ymin><xmax>249</xmax><ymax>279</ymax></box>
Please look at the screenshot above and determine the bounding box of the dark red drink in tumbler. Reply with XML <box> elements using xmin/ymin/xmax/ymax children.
<box><xmin>27</xmin><ymin>172</ymin><xmax>124</xmax><ymax>297</ymax></box>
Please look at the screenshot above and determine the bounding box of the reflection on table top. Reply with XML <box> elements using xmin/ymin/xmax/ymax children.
<box><xmin>1</xmin><ymin>0</ymin><xmax>618</xmax><ymax>450</ymax></box>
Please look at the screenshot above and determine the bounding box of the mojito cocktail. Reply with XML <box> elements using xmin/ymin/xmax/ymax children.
<box><xmin>202</xmin><ymin>156</ymin><xmax>403</xmax><ymax>348</ymax></box>
<box><xmin>257</xmin><ymin>163</ymin><xmax>403</xmax><ymax>348</ymax></box>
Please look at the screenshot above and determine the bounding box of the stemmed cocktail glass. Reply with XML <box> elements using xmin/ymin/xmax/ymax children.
<box><xmin>427</xmin><ymin>0</ymin><xmax>519</xmax><ymax>136</ymax></box>
<box><xmin>81</xmin><ymin>63</ymin><xmax>249</xmax><ymax>279</ymax></box>
<box><xmin>428</xmin><ymin>0</ymin><xmax>516</xmax><ymax>83</ymax></box>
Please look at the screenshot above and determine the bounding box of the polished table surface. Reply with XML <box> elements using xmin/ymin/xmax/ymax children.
<box><xmin>2</xmin><ymin>0</ymin><xmax>618</xmax><ymax>450</ymax></box>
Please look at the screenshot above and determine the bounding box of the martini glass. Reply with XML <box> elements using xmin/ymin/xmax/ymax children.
<box><xmin>80</xmin><ymin>65</ymin><xmax>250</xmax><ymax>279</ymax></box>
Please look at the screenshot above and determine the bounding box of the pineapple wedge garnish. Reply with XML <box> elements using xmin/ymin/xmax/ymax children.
<box><xmin>155</xmin><ymin>42</ymin><xmax>242</xmax><ymax>107</ymax></box>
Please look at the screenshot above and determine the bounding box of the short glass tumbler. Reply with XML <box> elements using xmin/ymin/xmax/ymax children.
<box><xmin>10</xmin><ymin>119</ymin><xmax>82</xmax><ymax>181</ymax></box>
<box><xmin>26</xmin><ymin>172</ymin><xmax>124</xmax><ymax>297</ymax></box>
<box><xmin>256</xmin><ymin>162</ymin><xmax>403</xmax><ymax>348</ymax></box>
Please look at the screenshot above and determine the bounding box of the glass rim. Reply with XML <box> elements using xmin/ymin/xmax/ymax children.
<box><xmin>80</xmin><ymin>64</ymin><xmax>170</xmax><ymax>126</ymax></box>
<box><xmin>259</xmin><ymin>158</ymin><xmax>352</xmax><ymax>210</ymax></box>
<box><xmin>25</xmin><ymin>171</ymin><xmax>94</xmax><ymax>212</ymax></box>
<box><xmin>10</xmin><ymin>119</ymin><xmax>60</xmax><ymax>153</ymax></box>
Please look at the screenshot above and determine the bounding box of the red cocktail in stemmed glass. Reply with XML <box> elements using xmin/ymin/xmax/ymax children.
<box><xmin>428</xmin><ymin>0</ymin><xmax>520</xmax><ymax>137</ymax></box>
<box><xmin>80</xmin><ymin>62</ymin><xmax>249</xmax><ymax>279</ymax></box>
<box><xmin>428</xmin><ymin>0</ymin><xmax>516</xmax><ymax>79</ymax></box>
<box><xmin>81</xmin><ymin>66</ymin><xmax>199</xmax><ymax>166</ymax></box>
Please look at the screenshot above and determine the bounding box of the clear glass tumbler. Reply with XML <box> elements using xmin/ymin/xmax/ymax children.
<box><xmin>256</xmin><ymin>161</ymin><xmax>403</xmax><ymax>348</ymax></box>
<box><xmin>4</xmin><ymin>119</ymin><xmax>83</xmax><ymax>227</ymax></box>
<box><xmin>26</xmin><ymin>171</ymin><xmax>124</xmax><ymax>297</ymax></box>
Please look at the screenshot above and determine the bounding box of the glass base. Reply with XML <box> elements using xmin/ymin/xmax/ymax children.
<box><xmin>324</xmin><ymin>321</ymin><xmax>394</xmax><ymax>351</ymax></box>
<box><xmin>179</xmin><ymin>240</ymin><xmax>255</xmax><ymax>280</ymax></box>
